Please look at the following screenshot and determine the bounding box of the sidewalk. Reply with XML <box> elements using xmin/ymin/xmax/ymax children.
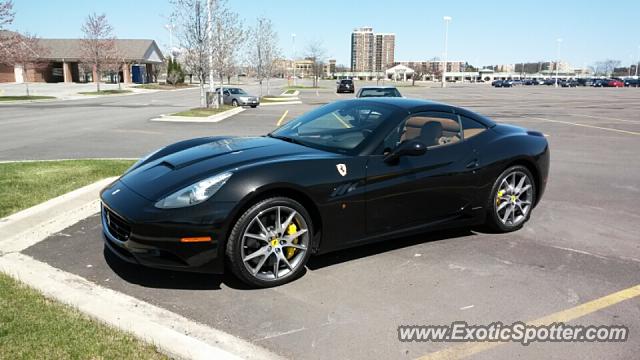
<box><xmin>0</xmin><ymin>82</ymin><xmax>165</xmax><ymax>101</ymax></box>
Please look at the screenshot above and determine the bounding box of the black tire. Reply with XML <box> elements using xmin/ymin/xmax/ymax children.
<box><xmin>485</xmin><ymin>165</ymin><xmax>536</xmax><ymax>233</ymax></box>
<box><xmin>226</xmin><ymin>197</ymin><xmax>313</xmax><ymax>288</ymax></box>
<box><xmin>231</xmin><ymin>99</ymin><xmax>238</xmax><ymax>107</ymax></box>
<box><xmin>250</xmin><ymin>105</ymin><xmax>257</xmax><ymax>108</ymax></box>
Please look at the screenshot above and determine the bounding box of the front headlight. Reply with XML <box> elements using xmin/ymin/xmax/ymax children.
<box><xmin>154</xmin><ymin>172</ymin><xmax>232</xmax><ymax>209</ymax></box>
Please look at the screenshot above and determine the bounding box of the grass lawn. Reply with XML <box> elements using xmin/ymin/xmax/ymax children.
<box><xmin>0</xmin><ymin>159</ymin><xmax>165</xmax><ymax>358</ymax></box>
<box><xmin>0</xmin><ymin>273</ymin><xmax>167</xmax><ymax>359</ymax></box>
<box><xmin>283</xmin><ymin>89</ymin><xmax>297</xmax><ymax>95</ymax></box>
<box><xmin>172</xmin><ymin>105</ymin><xmax>234</xmax><ymax>117</ymax></box>
<box><xmin>261</xmin><ymin>96</ymin><xmax>295</xmax><ymax>103</ymax></box>
<box><xmin>77</xmin><ymin>89</ymin><xmax>132</xmax><ymax>95</ymax></box>
<box><xmin>134</xmin><ymin>83</ymin><xmax>194</xmax><ymax>90</ymax></box>
<box><xmin>0</xmin><ymin>95</ymin><xmax>56</xmax><ymax>102</ymax></box>
<box><xmin>0</xmin><ymin>159</ymin><xmax>134</xmax><ymax>218</ymax></box>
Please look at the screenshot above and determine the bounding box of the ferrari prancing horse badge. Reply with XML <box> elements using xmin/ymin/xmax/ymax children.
<box><xmin>336</xmin><ymin>163</ymin><xmax>347</xmax><ymax>177</ymax></box>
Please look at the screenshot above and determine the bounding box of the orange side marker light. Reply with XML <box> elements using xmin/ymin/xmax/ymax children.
<box><xmin>180</xmin><ymin>236</ymin><xmax>212</xmax><ymax>243</ymax></box>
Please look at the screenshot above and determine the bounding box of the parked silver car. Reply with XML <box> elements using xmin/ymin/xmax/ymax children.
<box><xmin>216</xmin><ymin>87</ymin><xmax>260</xmax><ymax>107</ymax></box>
<box><xmin>355</xmin><ymin>86</ymin><xmax>402</xmax><ymax>98</ymax></box>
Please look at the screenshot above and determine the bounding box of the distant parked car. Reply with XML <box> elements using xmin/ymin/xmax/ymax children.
<box><xmin>543</xmin><ymin>79</ymin><xmax>557</xmax><ymax>86</ymax></box>
<box><xmin>502</xmin><ymin>79</ymin><xmax>514</xmax><ymax>87</ymax></box>
<box><xmin>577</xmin><ymin>78</ymin><xmax>593</xmax><ymax>86</ymax></box>
<box><xmin>560</xmin><ymin>79</ymin><xmax>578</xmax><ymax>87</ymax></box>
<box><xmin>337</xmin><ymin>79</ymin><xmax>355</xmax><ymax>93</ymax></box>
<box><xmin>523</xmin><ymin>79</ymin><xmax>535</xmax><ymax>85</ymax></box>
<box><xmin>624</xmin><ymin>79</ymin><xmax>639</xmax><ymax>87</ymax></box>
<box><xmin>355</xmin><ymin>86</ymin><xmax>402</xmax><ymax>98</ymax></box>
<box><xmin>592</xmin><ymin>79</ymin><xmax>608</xmax><ymax>87</ymax></box>
<box><xmin>216</xmin><ymin>87</ymin><xmax>260</xmax><ymax>107</ymax></box>
<box><xmin>491</xmin><ymin>80</ymin><xmax>504</xmax><ymax>87</ymax></box>
<box><xmin>606</xmin><ymin>79</ymin><xmax>624</xmax><ymax>88</ymax></box>
<box><xmin>511</xmin><ymin>80</ymin><xmax>523</xmax><ymax>86</ymax></box>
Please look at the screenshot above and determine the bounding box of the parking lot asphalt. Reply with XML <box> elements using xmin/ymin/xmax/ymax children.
<box><xmin>18</xmin><ymin>83</ymin><xmax>640</xmax><ymax>359</ymax></box>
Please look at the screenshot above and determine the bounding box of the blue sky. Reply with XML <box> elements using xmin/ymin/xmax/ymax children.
<box><xmin>9</xmin><ymin>0</ymin><xmax>640</xmax><ymax>68</ymax></box>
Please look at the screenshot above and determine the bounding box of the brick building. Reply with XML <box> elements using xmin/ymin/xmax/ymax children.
<box><xmin>0</xmin><ymin>31</ymin><xmax>164</xmax><ymax>84</ymax></box>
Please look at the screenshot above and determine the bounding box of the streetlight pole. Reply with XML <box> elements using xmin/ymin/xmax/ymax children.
<box><xmin>292</xmin><ymin>33</ymin><xmax>296</xmax><ymax>86</ymax></box>
<box><xmin>555</xmin><ymin>38</ymin><xmax>562</xmax><ymax>88</ymax></box>
<box><xmin>164</xmin><ymin>24</ymin><xmax>175</xmax><ymax>60</ymax></box>
<box><xmin>636</xmin><ymin>45</ymin><xmax>639</xmax><ymax>77</ymax></box>
<box><xmin>442</xmin><ymin>16</ymin><xmax>452</xmax><ymax>88</ymax></box>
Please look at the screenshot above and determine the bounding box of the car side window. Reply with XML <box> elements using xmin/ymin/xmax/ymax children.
<box><xmin>459</xmin><ymin>115</ymin><xmax>487</xmax><ymax>139</ymax></box>
<box><xmin>382</xmin><ymin>113</ymin><xmax>461</xmax><ymax>154</ymax></box>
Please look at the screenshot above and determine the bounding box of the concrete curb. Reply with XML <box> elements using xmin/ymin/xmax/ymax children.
<box><xmin>150</xmin><ymin>107</ymin><xmax>245</xmax><ymax>123</ymax></box>
<box><xmin>0</xmin><ymin>176</ymin><xmax>283</xmax><ymax>360</ymax></box>
<box><xmin>0</xmin><ymin>253</ymin><xmax>282</xmax><ymax>360</ymax></box>
<box><xmin>0</xmin><ymin>158</ymin><xmax>137</xmax><ymax>164</ymax></box>
<box><xmin>0</xmin><ymin>177</ymin><xmax>116</xmax><ymax>253</ymax></box>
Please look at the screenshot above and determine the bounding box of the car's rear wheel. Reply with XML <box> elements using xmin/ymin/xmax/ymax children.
<box><xmin>226</xmin><ymin>197</ymin><xmax>312</xmax><ymax>287</ymax></box>
<box><xmin>232</xmin><ymin>99</ymin><xmax>238</xmax><ymax>107</ymax></box>
<box><xmin>485</xmin><ymin>165</ymin><xmax>536</xmax><ymax>232</ymax></box>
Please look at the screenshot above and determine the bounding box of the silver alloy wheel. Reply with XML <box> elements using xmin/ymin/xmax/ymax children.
<box><xmin>494</xmin><ymin>170</ymin><xmax>533</xmax><ymax>227</ymax></box>
<box><xmin>240</xmin><ymin>206</ymin><xmax>309</xmax><ymax>281</ymax></box>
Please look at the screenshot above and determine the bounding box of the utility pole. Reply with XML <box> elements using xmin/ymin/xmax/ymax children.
<box><xmin>207</xmin><ymin>0</ymin><xmax>217</xmax><ymax>108</ymax></box>
<box><xmin>164</xmin><ymin>24</ymin><xmax>175</xmax><ymax>60</ymax></box>
<box><xmin>292</xmin><ymin>33</ymin><xmax>296</xmax><ymax>86</ymax></box>
<box><xmin>442</xmin><ymin>16</ymin><xmax>452</xmax><ymax>88</ymax></box>
<box><xmin>636</xmin><ymin>45</ymin><xmax>639</xmax><ymax>77</ymax></box>
<box><xmin>555</xmin><ymin>38</ymin><xmax>562</xmax><ymax>88</ymax></box>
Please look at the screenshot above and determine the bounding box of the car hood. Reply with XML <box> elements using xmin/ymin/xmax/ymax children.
<box><xmin>120</xmin><ymin>136</ymin><xmax>330</xmax><ymax>201</ymax></box>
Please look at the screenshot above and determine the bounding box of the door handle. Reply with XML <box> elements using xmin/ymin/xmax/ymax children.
<box><xmin>466</xmin><ymin>159</ymin><xmax>479</xmax><ymax>169</ymax></box>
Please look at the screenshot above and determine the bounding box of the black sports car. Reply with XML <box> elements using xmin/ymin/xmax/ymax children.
<box><xmin>101</xmin><ymin>98</ymin><xmax>549</xmax><ymax>287</ymax></box>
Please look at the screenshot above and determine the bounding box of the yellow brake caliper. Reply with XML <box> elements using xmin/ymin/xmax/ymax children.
<box><xmin>496</xmin><ymin>189</ymin><xmax>505</xmax><ymax>205</ymax></box>
<box><xmin>285</xmin><ymin>223</ymin><xmax>298</xmax><ymax>259</ymax></box>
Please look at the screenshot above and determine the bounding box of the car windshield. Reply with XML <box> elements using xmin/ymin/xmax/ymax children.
<box><xmin>340</xmin><ymin>80</ymin><xmax>352</xmax><ymax>84</ymax></box>
<box><xmin>228</xmin><ymin>88</ymin><xmax>247</xmax><ymax>95</ymax></box>
<box><xmin>270</xmin><ymin>101</ymin><xmax>393</xmax><ymax>153</ymax></box>
<box><xmin>359</xmin><ymin>88</ymin><xmax>401</xmax><ymax>97</ymax></box>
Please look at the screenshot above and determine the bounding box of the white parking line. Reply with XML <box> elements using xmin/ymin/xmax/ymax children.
<box><xmin>526</xmin><ymin>116</ymin><xmax>640</xmax><ymax>136</ymax></box>
<box><xmin>568</xmin><ymin>113</ymin><xmax>640</xmax><ymax>124</ymax></box>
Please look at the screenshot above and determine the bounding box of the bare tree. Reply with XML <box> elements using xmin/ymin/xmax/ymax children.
<box><xmin>172</xmin><ymin>0</ymin><xmax>208</xmax><ymax>107</ymax></box>
<box><xmin>210</xmin><ymin>0</ymin><xmax>244</xmax><ymax>103</ymax></box>
<box><xmin>0</xmin><ymin>0</ymin><xmax>16</xmax><ymax>61</ymax></box>
<box><xmin>0</xmin><ymin>0</ymin><xmax>14</xmax><ymax>30</ymax></box>
<box><xmin>102</xmin><ymin>42</ymin><xmax>129</xmax><ymax>89</ymax></box>
<box><xmin>593</xmin><ymin>59</ymin><xmax>621</xmax><ymax>76</ymax></box>
<box><xmin>80</xmin><ymin>13</ymin><xmax>116</xmax><ymax>92</ymax></box>
<box><xmin>305</xmin><ymin>40</ymin><xmax>326</xmax><ymax>88</ymax></box>
<box><xmin>1</xmin><ymin>32</ymin><xmax>48</xmax><ymax>95</ymax></box>
<box><xmin>247</xmin><ymin>17</ymin><xmax>279</xmax><ymax>96</ymax></box>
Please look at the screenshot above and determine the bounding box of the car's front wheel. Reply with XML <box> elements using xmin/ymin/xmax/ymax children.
<box><xmin>486</xmin><ymin>165</ymin><xmax>536</xmax><ymax>232</ymax></box>
<box><xmin>226</xmin><ymin>197</ymin><xmax>313</xmax><ymax>287</ymax></box>
<box><xmin>231</xmin><ymin>99</ymin><xmax>238</xmax><ymax>107</ymax></box>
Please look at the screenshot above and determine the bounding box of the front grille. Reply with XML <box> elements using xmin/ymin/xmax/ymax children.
<box><xmin>104</xmin><ymin>207</ymin><xmax>131</xmax><ymax>242</ymax></box>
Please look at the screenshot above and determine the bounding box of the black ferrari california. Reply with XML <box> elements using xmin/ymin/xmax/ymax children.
<box><xmin>101</xmin><ymin>98</ymin><xmax>549</xmax><ymax>287</ymax></box>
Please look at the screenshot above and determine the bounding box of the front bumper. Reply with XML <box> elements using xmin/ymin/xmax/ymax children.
<box><xmin>100</xmin><ymin>181</ymin><xmax>237</xmax><ymax>274</ymax></box>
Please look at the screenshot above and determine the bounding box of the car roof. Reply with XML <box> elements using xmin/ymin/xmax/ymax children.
<box><xmin>337</xmin><ymin>98</ymin><xmax>496</xmax><ymax>127</ymax></box>
<box><xmin>359</xmin><ymin>86</ymin><xmax>398</xmax><ymax>89</ymax></box>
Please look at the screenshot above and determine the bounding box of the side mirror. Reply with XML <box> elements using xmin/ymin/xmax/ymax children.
<box><xmin>384</xmin><ymin>140</ymin><xmax>427</xmax><ymax>164</ymax></box>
